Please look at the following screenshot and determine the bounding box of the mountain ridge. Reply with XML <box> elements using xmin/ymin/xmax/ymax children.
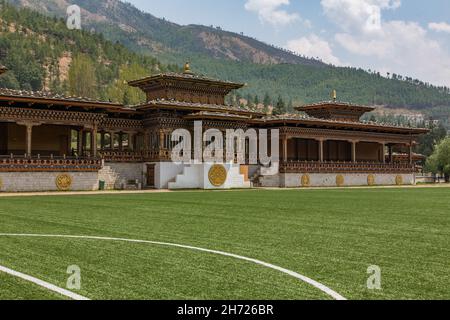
<box><xmin>4</xmin><ymin>0</ymin><xmax>450</xmax><ymax>127</ymax></box>
<box><xmin>7</xmin><ymin>0</ymin><xmax>323</xmax><ymax>66</ymax></box>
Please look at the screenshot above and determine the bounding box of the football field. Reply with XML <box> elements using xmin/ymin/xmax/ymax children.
<box><xmin>0</xmin><ymin>188</ymin><xmax>448</xmax><ymax>300</ymax></box>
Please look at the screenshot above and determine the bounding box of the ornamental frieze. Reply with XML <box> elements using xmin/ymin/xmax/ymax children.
<box><xmin>100</xmin><ymin>118</ymin><xmax>144</xmax><ymax>132</ymax></box>
<box><xmin>0</xmin><ymin>106</ymin><xmax>105</xmax><ymax>126</ymax></box>
<box><xmin>279</xmin><ymin>127</ymin><xmax>414</xmax><ymax>144</ymax></box>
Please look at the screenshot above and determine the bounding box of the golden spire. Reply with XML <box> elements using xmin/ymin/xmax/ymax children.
<box><xmin>183</xmin><ymin>61</ymin><xmax>193</xmax><ymax>74</ymax></box>
<box><xmin>332</xmin><ymin>89</ymin><xmax>337</xmax><ymax>102</ymax></box>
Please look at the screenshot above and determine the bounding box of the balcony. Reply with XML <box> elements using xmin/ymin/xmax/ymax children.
<box><xmin>0</xmin><ymin>155</ymin><xmax>103</xmax><ymax>172</ymax></box>
<box><xmin>280</xmin><ymin>161</ymin><xmax>415</xmax><ymax>174</ymax></box>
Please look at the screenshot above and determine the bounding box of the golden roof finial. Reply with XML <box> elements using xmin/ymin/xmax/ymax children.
<box><xmin>332</xmin><ymin>89</ymin><xmax>337</xmax><ymax>102</ymax></box>
<box><xmin>183</xmin><ymin>61</ymin><xmax>193</xmax><ymax>74</ymax></box>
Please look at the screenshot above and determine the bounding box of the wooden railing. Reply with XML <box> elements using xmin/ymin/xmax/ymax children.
<box><xmin>99</xmin><ymin>150</ymin><xmax>172</xmax><ymax>162</ymax></box>
<box><xmin>0</xmin><ymin>155</ymin><xmax>103</xmax><ymax>172</ymax></box>
<box><xmin>280</xmin><ymin>161</ymin><xmax>415</xmax><ymax>174</ymax></box>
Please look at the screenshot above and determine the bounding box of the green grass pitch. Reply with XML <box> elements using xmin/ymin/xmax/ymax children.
<box><xmin>0</xmin><ymin>188</ymin><xmax>449</xmax><ymax>300</ymax></box>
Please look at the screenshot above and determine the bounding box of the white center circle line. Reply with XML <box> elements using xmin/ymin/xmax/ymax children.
<box><xmin>0</xmin><ymin>233</ymin><xmax>347</xmax><ymax>300</ymax></box>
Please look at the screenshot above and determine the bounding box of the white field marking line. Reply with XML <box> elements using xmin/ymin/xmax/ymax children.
<box><xmin>0</xmin><ymin>233</ymin><xmax>346</xmax><ymax>300</ymax></box>
<box><xmin>0</xmin><ymin>264</ymin><xmax>89</xmax><ymax>300</ymax></box>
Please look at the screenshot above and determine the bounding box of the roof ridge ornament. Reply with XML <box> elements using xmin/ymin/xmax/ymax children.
<box><xmin>332</xmin><ymin>89</ymin><xmax>337</xmax><ymax>102</ymax></box>
<box><xmin>183</xmin><ymin>61</ymin><xmax>193</xmax><ymax>75</ymax></box>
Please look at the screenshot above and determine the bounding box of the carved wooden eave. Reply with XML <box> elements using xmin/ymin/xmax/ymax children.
<box><xmin>128</xmin><ymin>73</ymin><xmax>244</xmax><ymax>91</ymax></box>
<box><xmin>99</xmin><ymin>118</ymin><xmax>144</xmax><ymax>132</ymax></box>
<box><xmin>137</xmin><ymin>101</ymin><xmax>265</xmax><ymax>118</ymax></box>
<box><xmin>184</xmin><ymin>111</ymin><xmax>251</xmax><ymax>122</ymax></box>
<box><xmin>0</xmin><ymin>106</ymin><xmax>105</xmax><ymax>126</ymax></box>
<box><xmin>250</xmin><ymin>116</ymin><xmax>429</xmax><ymax>136</ymax></box>
<box><xmin>296</xmin><ymin>101</ymin><xmax>376</xmax><ymax>122</ymax></box>
<box><xmin>0</xmin><ymin>90</ymin><xmax>130</xmax><ymax>114</ymax></box>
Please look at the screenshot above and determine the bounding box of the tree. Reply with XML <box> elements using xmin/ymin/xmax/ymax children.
<box><xmin>263</xmin><ymin>93</ymin><xmax>271</xmax><ymax>107</ymax></box>
<box><xmin>273</xmin><ymin>95</ymin><xmax>286</xmax><ymax>115</ymax></box>
<box><xmin>426</xmin><ymin>137</ymin><xmax>450</xmax><ymax>181</ymax></box>
<box><xmin>416</xmin><ymin>123</ymin><xmax>447</xmax><ymax>157</ymax></box>
<box><xmin>68</xmin><ymin>54</ymin><xmax>97</xmax><ymax>98</ymax></box>
<box><xmin>106</xmin><ymin>63</ymin><xmax>147</xmax><ymax>104</ymax></box>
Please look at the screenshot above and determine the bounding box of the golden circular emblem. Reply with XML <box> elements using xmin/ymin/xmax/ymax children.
<box><xmin>56</xmin><ymin>174</ymin><xmax>73</xmax><ymax>191</ymax></box>
<box><xmin>367</xmin><ymin>174</ymin><xmax>375</xmax><ymax>186</ymax></box>
<box><xmin>301</xmin><ymin>174</ymin><xmax>311</xmax><ymax>187</ymax></box>
<box><xmin>336</xmin><ymin>175</ymin><xmax>345</xmax><ymax>187</ymax></box>
<box><xmin>395</xmin><ymin>175</ymin><xmax>403</xmax><ymax>186</ymax></box>
<box><xmin>208</xmin><ymin>165</ymin><xmax>227</xmax><ymax>187</ymax></box>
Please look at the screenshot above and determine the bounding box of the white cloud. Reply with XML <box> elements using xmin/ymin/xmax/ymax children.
<box><xmin>318</xmin><ymin>0</ymin><xmax>450</xmax><ymax>87</ymax></box>
<box><xmin>321</xmin><ymin>0</ymin><xmax>401</xmax><ymax>33</ymax></box>
<box><xmin>286</xmin><ymin>35</ymin><xmax>341</xmax><ymax>65</ymax></box>
<box><xmin>245</xmin><ymin>0</ymin><xmax>299</xmax><ymax>27</ymax></box>
<box><xmin>335</xmin><ymin>21</ymin><xmax>450</xmax><ymax>86</ymax></box>
<box><xmin>429</xmin><ymin>22</ymin><xmax>450</xmax><ymax>34</ymax></box>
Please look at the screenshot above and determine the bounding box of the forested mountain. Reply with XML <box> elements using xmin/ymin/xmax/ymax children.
<box><xmin>7</xmin><ymin>0</ymin><xmax>450</xmax><ymax>114</ymax></box>
<box><xmin>7</xmin><ymin>0</ymin><xmax>320</xmax><ymax>66</ymax></box>
<box><xmin>3</xmin><ymin>0</ymin><xmax>450</xmax><ymax>123</ymax></box>
<box><xmin>0</xmin><ymin>2</ymin><xmax>180</xmax><ymax>104</ymax></box>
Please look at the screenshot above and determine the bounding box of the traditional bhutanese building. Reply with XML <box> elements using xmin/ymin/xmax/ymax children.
<box><xmin>0</xmin><ymin>63</ymin><xmax>428</xmax><ymax>192</ymax></box>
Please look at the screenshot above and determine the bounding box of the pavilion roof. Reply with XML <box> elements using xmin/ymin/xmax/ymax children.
<box><xmin>184</xmin><ymin>111</ymin><xmax>251</xmax><ymax>121</ymax></box>
<box><xmin>0</xmin><ymin>88</ymin><xmax>131</xmax><ymax>112</ymax></box>
<box><xmin>135</xmin><ymin>99</ymin><xmax>265</xmax><ymax>117</ymax></box>
<box><xmin>253</xmin><ymin>113</ymin><xmax>429</xmax><ymax>135</ymax></box>
<box><xmin>128</xmin><ymin>72</ymin><xmax>244</xmax><ymax>90</ymax></box>
<box><xmin>296</xmin><ymin>101</ymin><xmax>375</xmax><ymax>112</ymax></box>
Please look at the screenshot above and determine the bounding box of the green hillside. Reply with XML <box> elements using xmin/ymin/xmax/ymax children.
<box><xmin>0</xmin><ymin>2</ymin><xmax>178</xmax><ymax>104</ymax></box>
<box><xmin>7</xmin><ymin>0</ymin><xmax>450</xmax><ymax>113</ymax></box>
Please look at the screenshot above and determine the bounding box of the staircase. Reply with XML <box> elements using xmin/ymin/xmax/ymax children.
<box><xmin>98</xmin><ymin>165</ymin><xmax>120</xmax><ymax>190</ymax></box>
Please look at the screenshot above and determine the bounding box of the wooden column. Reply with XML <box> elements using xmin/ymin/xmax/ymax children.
<box><xmin>160</xmin><ymin>131</ymin><xmax>165</xmax><ymax>151</ymax></box>
<box><xmin>351</xmin><ymin>141</ymin><xmax>357</xmax><ymax>163</ymax></box>
<box><xmin>143</xmin><ymin>131</ymin><xmax>150</xmax><ymax>152</ymax></box>
<box><xmin>110</xmin><ymin>132</ymin><xmax>114</xmax><ymax>150</ymax></box>
<box><xmin>25</xmin><ymin>124</ymin><xmax>33</xmax><ymax>157</ymax></box>
<box><xmin>118</xmin><ymin>132</ymin><xmax>123</xmax><ymax>151</ymax></box>
<box><xmin>381</xmin><ymin>143</ymin><xmax>386</xmax><ymax>164</ymax></box>
<box><xmin>100</xmin><ymin>132</ymin><xmax>105</xmax><ymax>151</ymax></box>
<box><xmin>77</xmin><ymin>129</ymin><xmax>83</xmax><ymax>156</ymax></box>
<box><xmin>409</xmin><ymin>143</ymin><xmax>413</xmax><ymax>165</ymax></box>
<box><xmin>129</xmin><ymin>132</ymin><xmax>136</xmax><ymax>151</ymax></box>
<box><xmin>282</xmin><ymin>136</ymin><xmax>288</xmax><ymax>162</ymax></box>
<box><xmin>318</xmin><ymin>139</ymin><xmax>324</xmax><ymax>162</ymax></box>
<box><xmin>388</xmin><ymin>145</ymin><xmax>393</xmax><ymax>163</ymax></box>
<box><xmin>91</xmin><ymin>126</ymin><xmax>98</xmax><ymax>157</ymax></box>
<box><xmin>17</xmin><ymin>122</ymin><xmax>41</xmax><ymax>157</ymax></box>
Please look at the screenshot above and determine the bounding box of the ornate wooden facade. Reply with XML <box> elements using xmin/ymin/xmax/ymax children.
<box><xmin>0</xmin><ymin>63</ymin><xmax>428</xmax><ymax>183</ymax></box>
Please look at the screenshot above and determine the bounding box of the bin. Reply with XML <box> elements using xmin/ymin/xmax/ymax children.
<box><xmin>99</xmin><ymin>180</ymin><xmax>106</xmax><ymax>190</ymax></box>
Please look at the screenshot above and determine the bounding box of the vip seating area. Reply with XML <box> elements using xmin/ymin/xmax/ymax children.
<box><xmin>0</xmin><ymin>64</ymin><xmax>428</xmax><ymax>192</ymax></box>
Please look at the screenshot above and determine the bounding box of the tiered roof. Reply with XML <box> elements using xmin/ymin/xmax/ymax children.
<box><xmin>254</xmin><ymin>113</ymin><xmax>428</xmax><ymax>134</ymax></box>
<box><xmin>136</xmin><ymin>99</ymin><xmax>264</xmax><ymax>117</ymax></box>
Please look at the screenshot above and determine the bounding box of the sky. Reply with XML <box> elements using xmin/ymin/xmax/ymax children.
<box><xmin>126</xmin><ymin>0</ymin><xmax>450</xmax><ymax>87</ymax></box>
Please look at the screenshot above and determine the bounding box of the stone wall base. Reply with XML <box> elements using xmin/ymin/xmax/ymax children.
<box><xmin>260</xmin><ymin>173</ymin><xmax>415</xmax><ymax>188</ymax></box>
<box><xmin>0</xmin><ymin>172</ymin><xmax>99</xmax><ymax>192</ymax></box>
<box><xmin>0</xmin><ymin>162</ymin><xmax>146</xmax><ymax>192</ymax></box>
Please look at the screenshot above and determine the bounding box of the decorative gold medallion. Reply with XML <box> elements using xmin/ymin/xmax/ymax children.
<box><xmin>301</xmin><ymin>174</ymin><xmax>311</xmax><ymax>187</ymax></box>
<box><xmin>336</xmin><ymin>175</ymin><xmax>345</xmax><ymax>187</ymax></box>
<box><xmin>367</xmin><ymin>174</ymin><xmax>375</xmax><ymax>186</ymax></box>
<box><xmin>395</xmin><ymin>175</ymin><xmax>403</xmax><ymax>186</ymax></box>
<box><xmin>56</xmin><ymin>174</ymin><xmax>73</xmax><ymax>191</ymax></box>
<box><xmin>208</xmin><ymin>165</ymin><xmax>227</xmax><ymax>187</ymax></box>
